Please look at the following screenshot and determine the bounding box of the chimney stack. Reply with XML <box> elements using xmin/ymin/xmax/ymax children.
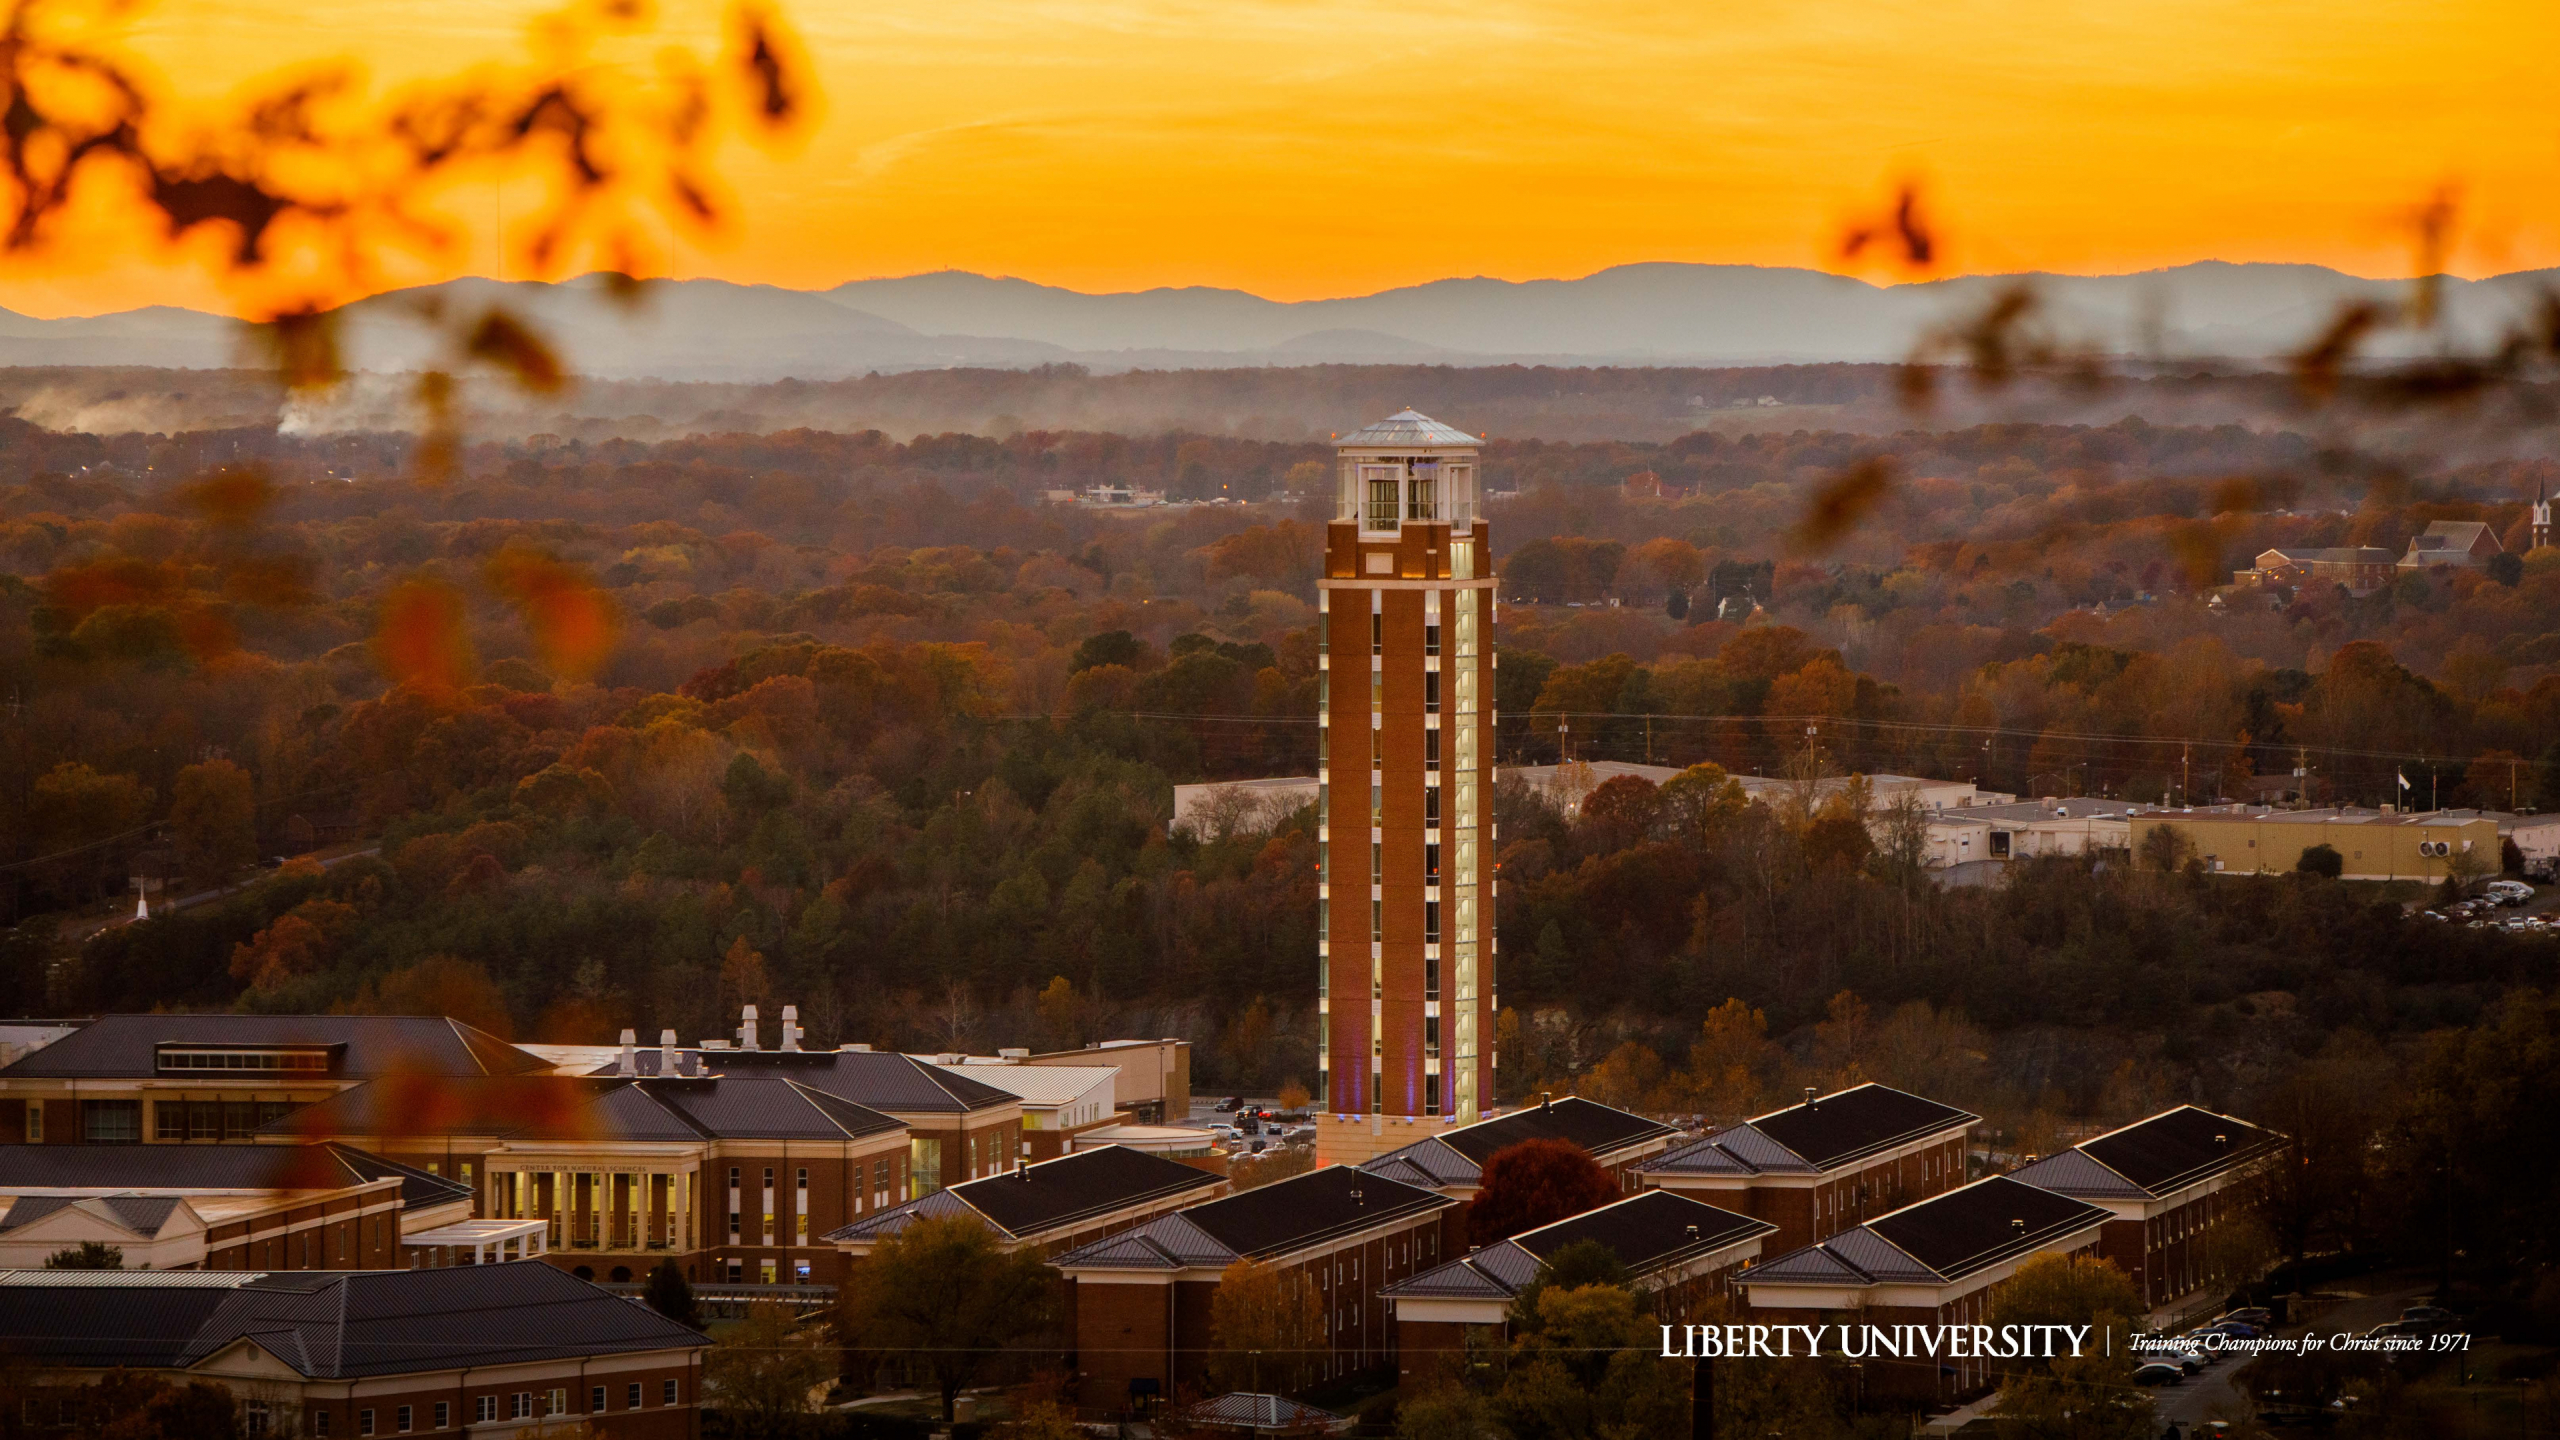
<box><xmin>617</xmin><ymin>1029</ymin><xmax>637</xmax><ymax>1077</ymax></box>
<box><xmin>659</xmin><ymin>1029</ymin><xmax>678</xmax><ymax>1075</ymax></box>
<box><xmin>1805</xmin><ymin>1086</ymin><xmax>1818</xmax><ymax>1108</ymax></box>
<box><xmin>781</xmin><ymin>1005</ymin><xmax>804</xmax><ymax>1052</ymax></box>
<box><xmin>738</xmin><ymin>1005</ymin><xmax>760</xmax><ymax>1051</ymax></box>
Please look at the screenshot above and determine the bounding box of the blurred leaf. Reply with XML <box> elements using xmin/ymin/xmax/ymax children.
<box><xmin>373</xmin><ymin>577</ymin><xmax>477</xmax><ymax>696</ymax></box>
<box><xmin>466</xmin><ymin>308</ymin><xmax>567</xmax><ymax>393</ymax></box>
<box><xmin>2291</xmin><ymin>301</ymin><xmax>2382</xmax><ymax>402</ymax></box>
<box><xmin>1839</xmin><ymin>182</ymin><xmax>1934</xmax><ymax>271</ymax></box>
<box><xmin>1790</xmin><ymin>458</ymin><xmax>1894</xmax><ymax>552</ymax></box>
<box><xmin>486</xmin><ymin>546</ymin><xmax>620</xmax><ymax>678</ymax></box>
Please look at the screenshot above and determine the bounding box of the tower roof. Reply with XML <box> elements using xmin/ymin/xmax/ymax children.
<box><xmin>1336</xmin><ymin>410</ymin><xmax>1480</xmax><ymax>448</ymax></box>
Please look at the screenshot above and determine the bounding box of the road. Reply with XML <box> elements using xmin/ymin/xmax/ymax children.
<box><xmin>2154</xmin><ymin>1277</ymin><xmax>2431</xmax><ymax>1435</ymax></box>
<box><xmin>66</xmin><ymin>846</ymin><xmax>380</xmax><ymax>942</ymax></box>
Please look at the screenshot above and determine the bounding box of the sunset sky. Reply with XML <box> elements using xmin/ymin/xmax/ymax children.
<box><xmin>4</xmin><ymin>0</ymin><xmax>2554</xmax><ymax>316</ymax></box>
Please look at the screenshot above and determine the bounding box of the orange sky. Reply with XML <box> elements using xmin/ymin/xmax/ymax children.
<box><xmin>2</xmin><ymin>0</ymin><xmax>2555</xmax><ymax>316</ymax></box>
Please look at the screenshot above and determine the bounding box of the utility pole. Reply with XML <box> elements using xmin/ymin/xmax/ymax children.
<box><xmin>2181</xmin><ymin>741</ymin><xmax>2191</xmax><ymax>808</ymax></box>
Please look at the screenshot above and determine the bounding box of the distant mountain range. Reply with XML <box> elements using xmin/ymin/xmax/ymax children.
<box><xmin>0</xmin><ymin>262</ymin><xmax>2548</xmax><ymax>382</ymax></box>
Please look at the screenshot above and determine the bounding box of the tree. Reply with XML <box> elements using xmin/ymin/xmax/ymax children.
<box><xmin>2136</xmin><ymin>822</ymin><xmax>2194</xmax><ymax>874</ymax></box>
<box><xmin>704</xmin><ymin>1300</ymin><xmax>836</xmax><ymax>1434</ymax></box>
<box><xmin>1207</xmin><ymin>1256</ymin><xmax>1325</xmax><ymax>1394</ymax></box>
<box><xmin>1467</xmin><ymin>1138</ymin><xmax>1620</xmax><ymax>1246</ymax></box>
<box><xmin>28</xmin><ymin>762</ymin><xmax>152</xmax><ymax>899</ymax></box>
<box><xmin>1989</xmin><ymin>1255</ymin><xmax>2151</xmax><ymax>1440</ymax></box>
<box><xmin>1509</xmin><ymin>1238</ymin><xmax>1628</xmax><ymax>1327</ymax></box>
<box><xmin>643</xmin><ymin>1258</ymin><xmax>699</xmax><ymax>1328</ymax></box>
<box><xmin>840</xmin><ymin>1213</ymin><xmax>1061</xmax><ymax>1423</ymax></box>
<box><xmin>1495</xmin><ymin>1283</ymin><xmax>1688</xmax><ymax>1440</ymax></box>
<box><xmin>2295</xmin><ymin>842</ymin><xmax>2343</xmax><ymax>878</ymax></box>
<box><xmin>1229</xmin><ymin>1146</ymin><xmax>1317</xmax><ymax>1191</ymax></box>
<box><xmin>1070</xmin><ymin>630</ymin><xmax>1146</xmax><ymax>673</ymax></box>
<box><xmin>65</xmin><ymin>1373</ymin><xmax>241</xmax><ymax>1440</ymax></box>
<box><xmin>44</xmin><ymin>1240</ymin><xmax>123</xmax><ymax>1269</ymax></box>
<box><xmin>169</xmin><ymin>757</ymin><xmax>257</xmax><ymax>886</ymax></box>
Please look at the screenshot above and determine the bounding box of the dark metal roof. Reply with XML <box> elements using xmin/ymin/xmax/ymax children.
<box><xmin>268</xmin><ymin>1075</ymin><xmax>899</xmax><ymax>1145</ymax></box>
<box><xmin>1650</xmin><ymin>1084</ymin><xmax>1975</xmax><ymax>1178</ymax></box>
<box><xmin>1360</xmin><ymin>1098</ymin><xmax>1676</xmax><ymax>1189</ymax></box>
<box><xmin>1748</xmin><ymin>1177</ymin><xmax>2110</xmax><ymax>1289</ymax></box>
<box><xmin>1863</xmin><ymin>1176</ymin><xmax>2110</xmax><ymax>1282</ymax></box>
<box><xmin>0</xmin><ymin>1262</ymin><xmax>703</xmax><ymax>1376</ymax></box>
<box><xmin>0</xmin><ymin>1193</ymin><xmax>184</xmax><ymax>1237</ymax></box>
<box><xmin>2004</xmin><ymin>1148</ymin><xmax>2150</xmax><ymax>1200</ymax></box>
<box><xmin>0</xmin><ymin>1143</ymin><xmax>471</xmax><ymax>1214</ymax></box>
<box><xmin>1054</xmin><ymin>1167</ymin><xmax>1451</xmax><ymax>1270</ymax></box>
<box><xmin>944</xmin><ymin>1146</ymin><xmax>1224</xmax><ymax>1240</ymax></box>
<box><xmin>0</xmin><ymin>1016</ymin><xmax>543</xmax><ymax>1079</ymax></box>
<box><xmin>601</xmin><ymin>1048</ymin><xmax>1016</xmax><ymax>1115</ymax></box>
<box><xmin>1386</xmin><ymin>1191</ymin><xmax>1772</xmax><ymax>1303</ymax></box>
<box><xmin>2071</xmin><ymin>1106</ymin><xmax>2283</xmax><ymax>1199</ymax></box>
<box><xmin>1744</xmin><ymin>1084</ymin><xmax>1978</xmax><ymax>1171</ymax></box>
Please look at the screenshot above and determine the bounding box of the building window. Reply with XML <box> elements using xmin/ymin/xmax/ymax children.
<box><xmin>359</xmin><ymin>1409</ymin><xmax>374</xmax><ymax>1436</ymax></box>
<box><xmin>21</xmin><ymin>1105</ymin><xmax>37</xmax><ymax>1143</ymax></box>
<box><xmin>1371</xmin><ymin>900</ymin><xmax>1382</xmax><ymax>942</ymax></box>
<box><xmin>1371</xmin><ymin>842</ymin><xmax>1382</xmax><ymax>884</ymax></box>
<box><xmin>438</xmin><ymin>1401</ymin><xmax>454</xmax><ymax>1428</ymax></box>
<box><xmin>628</xmin><ymin>1383</ymin><xmax>642</xmax><ymax>1409</ymax></box>
<box><xmin>1425</xmin><ymin>843</ymin><xmax>1440</xmax><ymax>883</ymax></box>
<box><xmin>80</xmin><ymin>1100</ymin><xmax>140</xmax><ymax>1143</ymax></box>
<box><xmin>1424</xmin><ymin>671</ymin><xmax>1440</xmax><ymax>713</ymax></box>
<box><xmin>1425</xmin><ymin>901</ymin><xmax>1440</xmax><ymax>943</ymax></box>
<box><xmin>511</xmin><ymin>1393</ymin><xmax>532</xmax><ymax>1421</ymax></box>
<box><xmin>1425</xmin><ymin>787</ymin><xmax>1440</xmax><ymax>825</ymax></box>
<box><xmin>664</xmin><ymin>1379</ymin><xmax>680</xmax><ymax>1406</ymax></box>
<box><xmin>1425</xmin><ymin>623</ymin><xmax>1440</xmax><ymax>656</ymax></box>
<box><xmin>313</xmin><ymin>1411</ymin><xmax>330</xmax><ymax>1437</ymax></box>
<box><xmin>1371</xmin><ymin>612</ymin><xmax>1383</xmax><ymax>655</ymax></box>
<box><xmin>1425</xmin><ymin>728</ymin><xmax>1439</xmax><ymax>771</ymax></box>
<box><xmin>476</xmin><ymin>1397</ymin><xmax>497</xmax><ymax>1424</ymax></box>
<box><xmin>591</xmin><ymin>1387</ymin><xmax>607</xmax><ymax>1414</ymax></box>
<box><xmin>246</xmin><ymin>1402</ymin><xmax>272</xmax><ymax>1435</ymax></box>
<box><xmin>397</xmin><ymin>1405</ymin><xmax>412</xmax><ymax>1433</ymax></box>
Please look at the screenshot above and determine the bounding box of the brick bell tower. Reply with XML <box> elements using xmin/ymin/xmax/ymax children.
<box><xmin>1315</xmin><ymin>411</ymin><xmax>1498</xmax><ymax>1165</ymax></box>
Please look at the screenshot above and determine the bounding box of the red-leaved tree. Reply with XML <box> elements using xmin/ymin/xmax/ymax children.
<box><xmin>1466</xmin><ymin>1137</ymin><xmax>1621</xmax><ymax>1246</ymax></box>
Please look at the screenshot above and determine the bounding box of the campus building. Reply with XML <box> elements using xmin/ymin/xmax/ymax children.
<box><xmin>1385</xmin><ymin>1189</ymin><xmax>1773</xmax><ymax>1379</ymax></box>
<box><xmin>2143</xmin><ymin>808</ymin><xmax>2499</xmax><ymax>881</ymax></box>
<box><xmin>1741</xmin><ymin>1175</ymin><xmax>2113</xmax><ymax>1405</ymax></box>
<box><xmin>0</xmin><ymin>1141</ymin><xmax>471</xmax><ymax>1271</ymax></box>
<box><xmin>0</xmin><ymin>1262</ymin><xmax>707</xmax><ymax>1440</ymax></box>
<box><xmin>1357</xmin><ymin>1094</ymin><xmax>1678</xmax><ymax>1250</ymax></box>
<box><xmin>831</xmin><ymin>1143</ymin><xmax>1227</xmax><ymax>1261</ymax></box>
<box><xmin>2007</xmin><ymin>1105</ymin><xmax>2283</xmax><ymax>1311</ymax></box>
<box><xmin>1316</xmin><ymin>411</ymin><xmax>1498</xmax><ymax>1163</ymax></box>
<box><xmin>1051</xmin><ymin>1165</ymin><xmax>1455</xmax><ymax>1418</ymax></box>
<box><xmin>1637</xmin><ymin>1083</ymin><xmax>1978</xmax><ymax>1254</ymax></box>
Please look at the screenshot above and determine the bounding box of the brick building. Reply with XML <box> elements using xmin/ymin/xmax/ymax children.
<box><xmin>1357</xmin><ymin>1095</ymin><xmax>1677</xmax><ymax>1250</ymax></box>
<box><xmin>0</xmin><ymin>1141</ymin><xmax>469</xmax><ymax>1270</ymax></box>
<box><xmin>1637</xmin><ymin>1083</ymin><xmax>1977</xmax><ymax>1253</ymax></box>
<box><xmin>1385</xmin><ymin>1189</ymin><xmax>1773</xmax><ymax>1380</ymax></box>
<box><xmin>832</xmin><ymin>1144</ymin><xmax>1227</xmax><ymax>1261</ymax></box>
<box><xmin>0</xmin><ymin>1262</ymin><xmax>706</xmax><ymax>1439</ymax></box>
<box><xmin>1316</xmin><ymin>411</ymin><xmax>1498</xmax><ymax>1162</ymax></box>
<box><xmin>1051</xmin><ymin>1165</ymin><xmax>1455</xmax><ymax>1419</ymax></box>
<box><xmin>277</xmin><ymin>1065</ymin><xmax>911</xmax><ymax>1287</ymax></box>
<box><xmin>1741</xmin><ymin>1175</ymin><xmax>2112</xmax><ymax>1405</ymax></box>
<box><xmin>0</xmin><ymin>1015</ymin><xmax>546</xmax><ymax>1149</ymax></box>
<box><xmin>2007</xmin><ymin>1105</ymin><xmax>2283</xmax><ymax>1311</ymax></box>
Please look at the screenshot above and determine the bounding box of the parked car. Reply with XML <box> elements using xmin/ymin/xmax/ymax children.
<box><xmin>2133</xmin><ymin>1362</ymin><xmax>2185</xmax><ymax>1386</ymax></box>
<box><xmin>2400</xmin><ymin>1304</ymin><xmax>2455</xmax><ymax>1326</ymax></box>
<box><xmin>2222</xmin><ymin>1306</ymin><xmax>2274</xmax><ymax>1327</ymax></box>
<box><xmin>1214</xmin><ymin>1096</ymin><xmax>1244</xmax><ymax>1113</ymax></box>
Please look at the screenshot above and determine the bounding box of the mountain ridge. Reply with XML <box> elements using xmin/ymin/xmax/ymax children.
<box><xmin>0</xmin><ymin>260</ymin><xmax>2547</xmax><ymax>381</ymax></box>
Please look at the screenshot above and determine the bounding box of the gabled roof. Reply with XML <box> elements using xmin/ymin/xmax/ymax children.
<box><xmin>1750</xmin><ymin>1176</ymin><xmax>2111</xmax><ymax>1290</ymax></box>
<box><xmin>1177</xmin><ymin>1393</ymin><xmax>1348</xmax><ymax>1434</ymax></box>
<box><xmin>832</xmin><ymin>1145</ymin><xmax>1223</xmax><ymax>1246</ymax></box>
<box><xmin>265</xmin><ymin>1075</ymin><xmax>899</xmax><ymax>1145</ymax></box>
<box><xmin>928</xmin><ymin>1062</ymin><xmax>1116</xmax><ymax>1108</ymax></box>
<box><xmin>1360</xmin><ymin>1097</ymin><xmax>1675</xmax><ymax>1190</ymax></box>
<box><xmin>0</xmin><ymin>1193</ymin><xmax>188</xmax><ymax>1237</ymax></box>
<box><xmin>1054</xmin><ymin>1166</ymin><xmax>1450</xmax><ymax>1271</ymax></box>
<box><xmin>1335</xmin><ymin>410</ymin><xmax>1480</xmax><ymax>449</ymax></box>
<box><xmin>0</xmin><ymin>1262</ymin><xmax>703</xmax><ymax>1376</ymax></box>
<box><xmin>595</xmin><ymin>1048</ymin><xmax>1017</xmax><ymax>1115</ymax></box>
<box><xmin>1644</xmin><ymin>1083</ymin><xmax>1976</xmax><ymax>1178</ymax></box>
<box><xmin>0</xmin><ymin>1016</ymin><xmax>544</xmax><ymax>1079</ymax></box>
<box><xmin>1384</xmin><ymin>1190</ymin><xmax>1772</xmax><ymax>1303</ymax></box>
<box><xmin>2019</xmin><ymin>1106</ymin><xmax>2282</xmax><ymax>1201</ymax></box>
<box><xmin>0</xmin><ymin>1143</ymin><xmax>470</xmax><ymax>1214</ymax></box>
